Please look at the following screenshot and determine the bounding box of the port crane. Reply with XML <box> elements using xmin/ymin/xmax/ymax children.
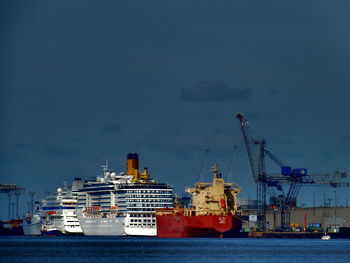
<box><xmin>236</xmin><ymin>112</ymin><xmax>349</xmax><ymax>230</ymax></box>
<box><xmin>0</xmin><ymin>183</ymin><xmax>25</xmax><ymax>219</ymax></box>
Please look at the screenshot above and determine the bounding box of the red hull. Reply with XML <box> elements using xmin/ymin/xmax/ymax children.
<box><xmin>156</xmin><ymin>214</ymin><xmax>242</xmax><ymax>238</ymax></box>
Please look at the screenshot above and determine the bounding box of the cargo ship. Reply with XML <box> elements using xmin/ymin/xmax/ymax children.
<box><xmin>156</xmin><ymin>164</ymin><xmax>242</xmax><ymax>238</ymax></box>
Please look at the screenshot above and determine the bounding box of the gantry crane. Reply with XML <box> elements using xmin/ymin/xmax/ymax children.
<box><xmin>236</xmin><ymin>112</ymin><xmax>349</xmax><ymax>230</ymax></box>
<box><xmin>0</xmin><ymin>183</ymin><xmax>25</xmax><ymax>219</ymax></box>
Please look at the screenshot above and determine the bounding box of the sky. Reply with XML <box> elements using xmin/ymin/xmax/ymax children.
<box><xmin>1</xmin><ymin>0</ymin><xmax>350</xmax><ymax>219</ymax></box>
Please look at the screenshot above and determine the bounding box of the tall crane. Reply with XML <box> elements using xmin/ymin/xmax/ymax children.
<box><xmin>236</xmin><ymin>112</ymin><xmax>349</xmax><ymax>230</ymax></box>
<box><xmin>0</xmin><ymin>183</ymin><xmax>25</xmax><ymax>219</ymax></box>
<box><xmin>235</xmin><ymin>113</ymin><xmax>267</xmax><ymax>229</ymax></box>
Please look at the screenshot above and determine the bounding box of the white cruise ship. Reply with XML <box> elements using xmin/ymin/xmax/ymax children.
<box><xmin>76</xmin><ymin>153</ymin><xmax>173</xmax><ymax>236</ymax></box>
<box><xmin>41</xmin><ymin>178</ymin><xmax>84</xmax><ymax>235</ymax></box>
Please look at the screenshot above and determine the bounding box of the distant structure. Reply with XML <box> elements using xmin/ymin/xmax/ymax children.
<box><xmin>0</xmin><ymin>183</ymin><xmax>25</xmax><ymax>219</ymax></box>
<box><xmin>236</xmin><ymin>112</ymin><xmax>349</xmax><ymax>230</ymax></box>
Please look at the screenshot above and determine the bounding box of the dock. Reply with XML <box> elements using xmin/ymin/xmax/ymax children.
<box><xmin>248</xmin><ymin>231</ymin><xmax>350</xmax><ymax>238</ymax></box>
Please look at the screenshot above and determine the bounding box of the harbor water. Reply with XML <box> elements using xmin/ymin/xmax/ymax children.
<box><xmin>1</xmin><ymin>236</ymin><xmax>350</xmax><ymax>263</ymax></box>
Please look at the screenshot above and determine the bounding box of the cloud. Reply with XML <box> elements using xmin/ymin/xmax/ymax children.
<box><xmin>180</xmin><ymin>81</ymin><xmax>252</xmax><ymax>102</ymax></box>
<box><xmin>101</xmin><ymin>123</ymin><xmax>123</xmax><ymax>134</ymax></box>
<box><xmin>44</xmin><ymin>145</ymin><xmax>80</xmax><ymax>158</ymax></box>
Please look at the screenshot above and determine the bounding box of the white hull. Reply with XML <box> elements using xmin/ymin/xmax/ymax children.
<box><xmin>23</xmin><ymin>221</ymin><xmax>41</xmax><ymax>236</ymax></box>
<box><xmin>78</xmin><ymin>217</ymin><xmax>125</xmax><ymax>236</ymax></box>
<box><xmin>23</xmin><ymin>214</ymin><xmax>42</xmax><ymax>236</ymax></box>
<box><xmin>124</xmin><ymin>226</ymin><xmax>156</xmax><ymax>236</ymax></box>
<box><xmin>63</xmin><ymin>211</ymin><xmax>83</xmax><ymax>234</ymax></box>
<box><xmin>63</xmin><ymin>226</ymin><xmax>83</xmax><ymax>234</ymax></box>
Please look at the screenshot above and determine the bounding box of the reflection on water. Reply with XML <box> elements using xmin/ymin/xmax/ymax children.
<box><xmin>1</xmin><ymin>236</ymin><xmax>350</xmax><ymax>263</ymax></box>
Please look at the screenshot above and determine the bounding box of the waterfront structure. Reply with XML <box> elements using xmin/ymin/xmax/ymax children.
<box><xmin>266</xmin><ymin>206</ymin><xmax>350</xmax><ymax>232</ymax></box>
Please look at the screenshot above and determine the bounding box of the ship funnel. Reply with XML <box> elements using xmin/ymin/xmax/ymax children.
<box><xmin>127</xmin><ymin>153</ymin><xmax>139</xmax><ymax>179</ymax></box>
<box><xmin>72</xmin><ymin>178</ymin><xmax>83</xmax><ymax>191</ymax></box>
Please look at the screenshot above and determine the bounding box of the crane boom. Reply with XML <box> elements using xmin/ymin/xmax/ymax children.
<box><xmin>235</xmin><ymin>112</ymin><xmax>349</xmax><ymax>230</ymax></box>
<box><xmin>236</xmin><ymin>113</ymin><xmax>260</xmax><ymax>182</ymax></box>
<box><xmin>236</xmin><ymin>112</ymin><xmax>267</xmax><ymax>230</ymax></box>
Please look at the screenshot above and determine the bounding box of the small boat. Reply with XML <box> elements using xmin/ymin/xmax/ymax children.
<box><xmin>321</xmin><ymin>233</ymin><xmax>331</xmax><ymax>240</ymax></box>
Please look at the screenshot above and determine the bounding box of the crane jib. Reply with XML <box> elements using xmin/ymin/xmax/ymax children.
<box><xmin>235</xmin><ymin>112</ymin><xmax>349</xmax><ymax>231</ymax></box>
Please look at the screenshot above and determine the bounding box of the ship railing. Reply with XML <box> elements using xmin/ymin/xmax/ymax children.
<box><xmin>156</xmin><ymin>207</ymin><xmax>185</xmax><ymax>216</ymax></box>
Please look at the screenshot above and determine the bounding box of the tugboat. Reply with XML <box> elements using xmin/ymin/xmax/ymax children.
<box><xmin>156</xmin><ymin>164</ymin><xmax>242</xmax><ymax>238</ymax></box>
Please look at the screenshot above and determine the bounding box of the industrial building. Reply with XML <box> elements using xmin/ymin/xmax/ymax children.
<box><xmin>267</xmin><ymin>206</ymin><xmax>350</xmax><ymax>231</ymax></box>
<box><xmin>239</xmin><ymin>197</ymin><xmax>350</xmax><ymax>232</ymax></box>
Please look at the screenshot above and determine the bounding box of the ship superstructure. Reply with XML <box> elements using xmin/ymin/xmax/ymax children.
<box><xmin>123</xmin><ymin>182</ymin><xmax>173</xmax><ymax>236</ymax></box>
<box><xmin>76</xmin><ymin>153</ymin><xmax>173</xmax><ymax>236</ymax></box>
<box><xmin>41</xmin><ymin>178</ymin><xmax>83</xmax><ymax>235</ymax></box>
<box><xmin>156</xmin><ymin>164</ymin><xmax>242</xmax><ymax>238</ymax></box>
<box><xmin>76</xmin><ymin>165</ymin><xmax>128</xmax><ymax>236</ymax></box>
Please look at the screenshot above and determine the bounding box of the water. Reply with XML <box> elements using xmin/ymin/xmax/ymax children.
<box><xmin>1</xmin><ymin>236</ymin><xmax>350</xmax><ymax>263</ymax></box>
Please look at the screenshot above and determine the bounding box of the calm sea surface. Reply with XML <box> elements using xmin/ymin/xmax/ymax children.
<box><xmin>1</xmin><ymin>236</ymin><xmax>350</xmax><ymax>263</ymax></box>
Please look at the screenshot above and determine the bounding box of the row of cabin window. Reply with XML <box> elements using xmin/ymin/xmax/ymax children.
<box><xmin>125</xmin><ymin>190</ymin><xmax>172</xmax><ymax>194</ymax></box>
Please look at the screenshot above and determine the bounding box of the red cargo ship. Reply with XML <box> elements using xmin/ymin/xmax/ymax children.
<box><xmin>156</xmin><ymin>165</ymin><xmax>242</xmax><ymax>238</ymax></box>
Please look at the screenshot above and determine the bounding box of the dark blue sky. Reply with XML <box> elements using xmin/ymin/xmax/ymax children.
<box><xmin>1</xmin><ymin>0</ymin><xmax>350</xmax><ymax>219</ymax></box>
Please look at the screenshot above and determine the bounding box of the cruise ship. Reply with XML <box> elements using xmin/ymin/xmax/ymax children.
<box><xmin>41</xmin><ymin>178</ymin><xmax>84</xmax><ymax>235</ymax></box>
<box><xmin>76</xmin><ymin>153</ymin><xmax>174</xmax><ymax>236</ymax></box>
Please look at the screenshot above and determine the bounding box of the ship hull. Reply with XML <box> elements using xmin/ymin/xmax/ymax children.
<box><xmin>78</xmin><ymin>217</ymin><xmax>125</xmax><ymax>236</ymax></box>
<box><xmin>156</xmin><ymin>214</ymin><xmax>242</xmax><ymax>238</ymax></box>
<box><xmin>23</xmin><ymin>222</ymin><xmax>41</xmax><ymax>236</ymax></box>
<box><xmin>23</xmin><ymin>214</ymin><xmax>42</xmax><ymax>236</ymax></box>
<box><xmin>41</xmin><ymin>229</ymin><xmax>64</xmax><ymax>236</ymax></box>
<box><xmin>124</xmin><ymin>226</ymin><xmax>156</xmax><ymax>236</ymax></box>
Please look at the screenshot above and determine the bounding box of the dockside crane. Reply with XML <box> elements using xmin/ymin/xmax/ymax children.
<box><xmin>0</xmin><ymin>183</ymin><xmax>25</xmax><ymax>219</ymax></box>
<box><xmin>236</xmin><ymin>112</ymin><xmax>349</xmax><ymax>230</ymax></box>
<box><xmin>235</xmin><ymin>113</ymin><xmax>267</xmax><ymax>229</ymax></box>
